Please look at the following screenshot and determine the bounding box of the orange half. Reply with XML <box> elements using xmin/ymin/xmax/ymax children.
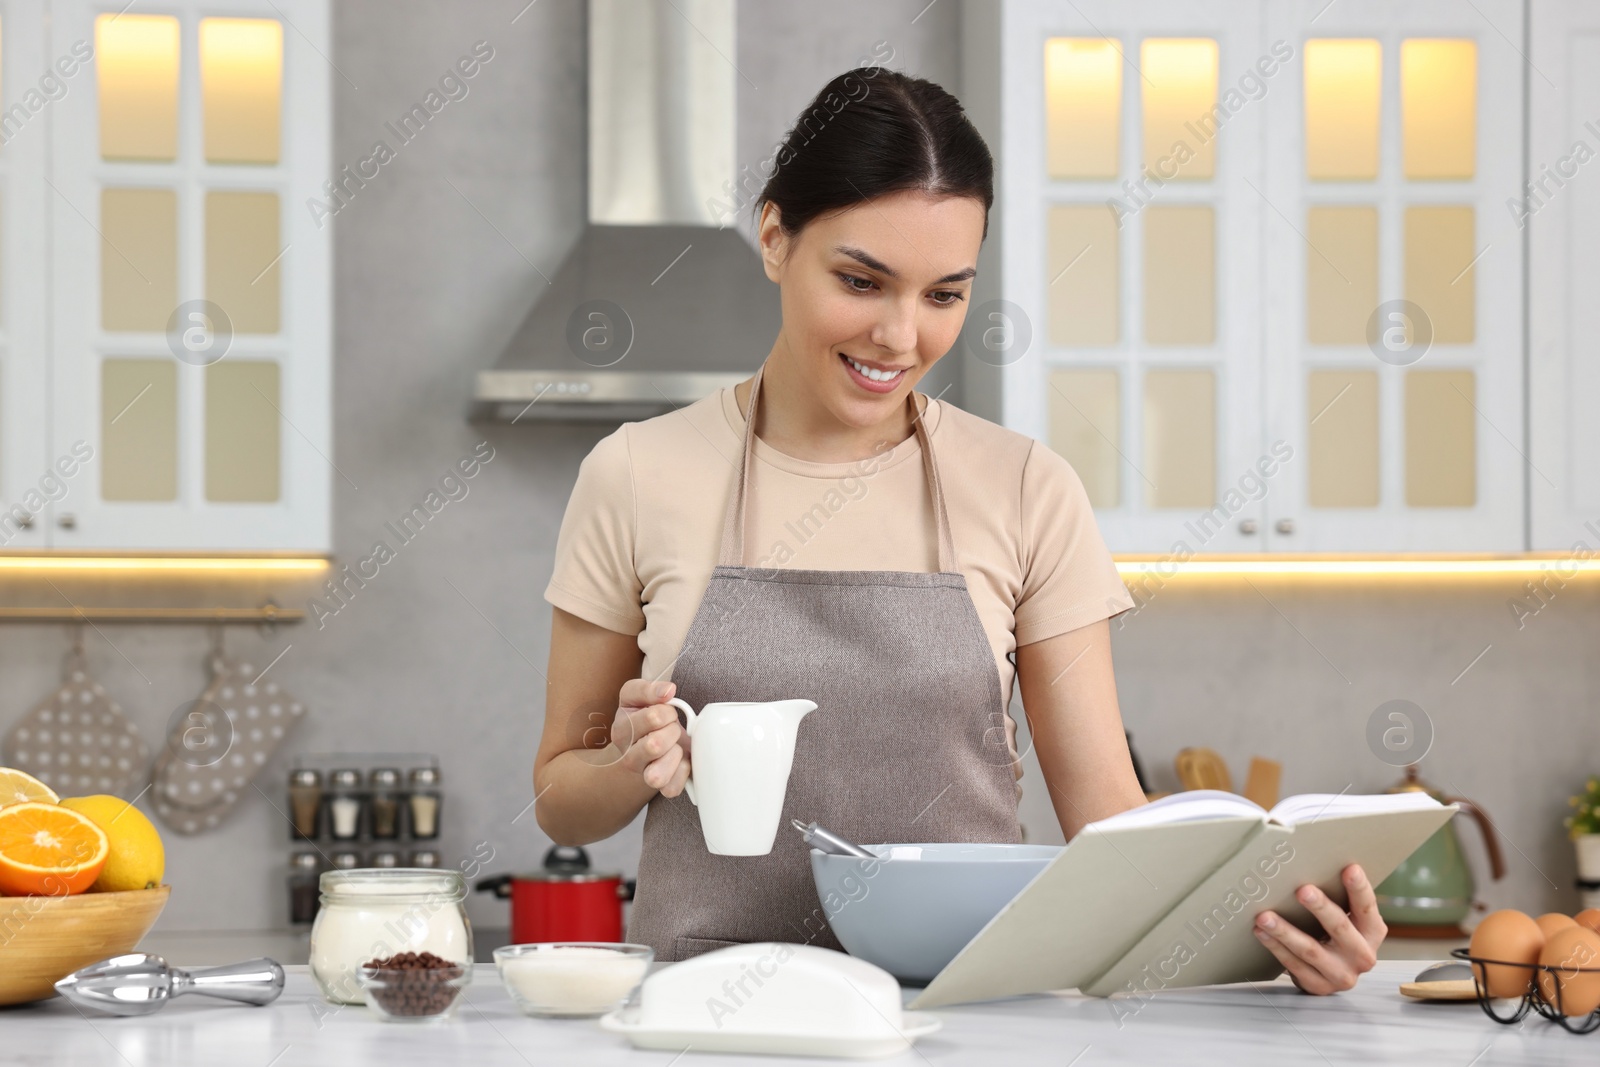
<box><xmin>0</xmin><ymin>767</ymin><xmax>59</xmax><ymax>807</ymax></box>
<box><xmin>0</xmin><ymin>801</ymin><xmax>109</xmax><ymax>895</ymax></box>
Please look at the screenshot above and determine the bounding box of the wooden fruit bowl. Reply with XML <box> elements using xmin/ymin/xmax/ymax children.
<box><xmin>0</xmin><ymin>886</ymin><xmax>170</xmax><ymax>1005</ymax></box>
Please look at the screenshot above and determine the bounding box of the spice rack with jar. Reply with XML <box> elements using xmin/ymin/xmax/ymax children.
<box><xmin>283</xmin><ymin>752</ymin><xmax>446</xmax><ymax>926</ymax></box>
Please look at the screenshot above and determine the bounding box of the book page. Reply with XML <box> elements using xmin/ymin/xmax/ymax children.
<box><xmin>1268</xmin><ymin>790</ymin><xmax>1444</xmax><ymax>825</ymax></box>
<box><xmin>1083</xmin><ymin>789</ymin><xmax>1265</xmax><ymax>832</ymax></box>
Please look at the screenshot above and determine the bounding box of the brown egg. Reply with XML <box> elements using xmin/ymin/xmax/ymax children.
<box><xmin>1574</xmin><ymin>908</ymin><xmax>1600</xmax><ymax>934</ymax></box>
<box><xmin>1536</xmin><ymin>926</ymin><xmax>1600</xmax><ymax>1016</ymax></box>
<box><xmin>1468</xmin><ymin>909</ymin><xmax>1544</xmax><ymax>999</ymax></box>
<box><xmin>1536</xmin><ymin>912</ymin><xmax>1578</xmax><ymax>938</ymax></box>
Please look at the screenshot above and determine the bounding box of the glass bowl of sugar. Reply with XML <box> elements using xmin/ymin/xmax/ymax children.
<box><xmin>493</xmin><ymin>943</ymin><xmax>653</xmax><ymax>1018</ymax></box>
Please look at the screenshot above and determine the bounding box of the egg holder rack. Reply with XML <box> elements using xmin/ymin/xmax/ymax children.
<box><xmin>1450</xmin><ymin>947</ymin><xmax>1600</xmax><ymax>1034</ymax></box>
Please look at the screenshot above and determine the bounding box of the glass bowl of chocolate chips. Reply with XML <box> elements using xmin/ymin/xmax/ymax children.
<box><xmin>357</xmin><ymin>951</ymin><xmax>472</xmax><ymax>1023</ymax></box>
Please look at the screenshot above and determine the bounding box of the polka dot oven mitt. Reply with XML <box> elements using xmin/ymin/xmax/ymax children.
<box><xmin>3</xmin><ymin>649</ymin><xmax>150</xmax><ymax>797</ymax></box>
<box><xmin>151</xmin><ymin>647</ymin><xmax>306</xmax><ymax>836</ymax></box>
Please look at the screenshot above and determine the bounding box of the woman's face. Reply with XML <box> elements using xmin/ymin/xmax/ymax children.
<box><xmin>758</xmin><ymin>190</ymin><xmax>985</xmax><ymax>428</ymax></box>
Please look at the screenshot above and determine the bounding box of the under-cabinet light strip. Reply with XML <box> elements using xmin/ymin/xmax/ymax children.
<box><xmin>1115</xmin><ymin>558</ymin><xmax>1600</xmax><ymax>577</ymax></box>
<box><xmin>0</xmin><ymin>556</ymin><xmax>1590</xmax><ymax>578</ymax></box>
<box><xmin>0</xmin><ymin>557</ymin><xmax>329</xmax><ymax>572</ymax></box>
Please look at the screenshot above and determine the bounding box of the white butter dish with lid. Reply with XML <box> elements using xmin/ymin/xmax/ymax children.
<box><xmin>598</xmin><ymin>942</ymin><xmax>941</xmax><ymax>1059</ymax></box>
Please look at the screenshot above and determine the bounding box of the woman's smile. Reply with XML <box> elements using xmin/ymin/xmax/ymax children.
<box><xmin>839</xmin><ymin>352</ymin><xmax>910</xmax><ymax>393</ymax></box>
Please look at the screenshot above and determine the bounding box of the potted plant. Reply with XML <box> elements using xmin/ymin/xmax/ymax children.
<box><xmin>1565</xmin><ymin>777</ymin><xmax>1600</xmax><ymax>907</ymax></box>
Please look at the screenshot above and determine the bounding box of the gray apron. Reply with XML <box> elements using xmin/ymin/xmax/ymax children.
<box><xmin>627</xmin><ymin>362</ymin><xmax>1022</xmax><ymax>962</ymax></box>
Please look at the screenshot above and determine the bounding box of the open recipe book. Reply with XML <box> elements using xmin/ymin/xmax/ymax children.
<box><xmin>909</xmin><ymin>789</ymin><xmax>1458</xmax><ymax>1009</ymax></box>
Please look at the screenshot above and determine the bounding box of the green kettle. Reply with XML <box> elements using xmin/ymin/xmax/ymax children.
<box><xmin>1374</xmin><ymin>764</ymin><xmax>1505</xmax><ymax>936</ymax></box>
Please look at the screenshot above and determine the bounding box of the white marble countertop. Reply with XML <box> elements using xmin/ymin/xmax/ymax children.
<box><xmin>131</xmin><ymin>927</ymin><xmax>1470</xmax><ymax>966</ymax></box>
<box><xmin>5</xmin><ymin>959</ymin><xmax>1597</xmax><ymax>1066</ymax></box>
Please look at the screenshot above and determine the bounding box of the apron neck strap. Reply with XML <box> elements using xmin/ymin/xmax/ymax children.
<box><xmin>717</xmin><ymin>361</ymin><xmax>958</xmax><ymax>572</ymax></box>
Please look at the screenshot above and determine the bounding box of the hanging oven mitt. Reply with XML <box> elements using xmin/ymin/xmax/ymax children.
<box><xmin>3</xmin><ymin>631</ymin><xmax>150</xmax><ymax>798</ymax></box>
<box><xmin>151</xmin><ymin>631</ymin><xmax>306</xmax><ymax>835</ymax></box>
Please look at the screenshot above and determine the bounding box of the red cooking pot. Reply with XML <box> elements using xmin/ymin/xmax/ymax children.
<box><xmin>476</xmin><ymin>845</ymin><xmax>635</xmax><ymax>944</ymax></box>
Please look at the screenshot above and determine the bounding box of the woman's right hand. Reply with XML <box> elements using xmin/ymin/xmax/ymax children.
<box><xmin>611</xmin><ymin>679</ymin><xmax>691</xmax><ymax>797</ymax></box>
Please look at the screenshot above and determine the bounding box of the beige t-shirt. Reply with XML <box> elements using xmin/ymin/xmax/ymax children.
<box><xmin>545</xmin><ymin>386</ymin><xmax>1133</xmax><ymax>717</ymax></box>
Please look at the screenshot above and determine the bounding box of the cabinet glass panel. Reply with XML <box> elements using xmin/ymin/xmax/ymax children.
<box><xmin>1306</xmin><ymin>206</ymin><xmax>1378</xmax><ymax>344</ymax></box>
<box><xmin>1401</xmin><ymin>39</ymin><xmax>1476</xmax><ymax>180</ymax></box>
<box><xmin>1143</xmin><ymin>369</ymin><xmax>1215</xmax><ymax>507</ymax></box>
<box><xmin>95</xmin><ymin>14</ymin><xmax>180</xmax><ymax>161</ymax></box>
<box><xmin>1304</xmin><ymin>39</ymin><xmax>1381</xmax><ymax>180</ymax></box>
<box><xmin>1045</xmin><ymin>38</ymin><xmax>1121</xmax><ymax>179</ymax></box>
<box><xmin>1047</xmin><ymin>204</ymin><xmax>1119</xmax><ymax>346</ymax></box>
<box><xmin>1405</xmin><ymin>369</ymin><xmax>1476</xmax><ymax>506</ymax></box>
<box><xmin>206</xmin><ymin>191</ymin><xmax>281</xmax><ymax>333</ymax></box>
<box><xmin>1144</xmin><ymin>205</ymin><xmax>1214</xmax><ymax>345</ymax></box>
<box><xmin>200</xmin><ymin>18</ymin><xmax>283</xmax><ymax>165</ymax></box>
<box><xmin>1141</xmin><ymin>38</ymin><xmax>1218</xmax><ymax>181</ymax></box>
<box><xmin>1048</xmin><ymin>368</ymin><xmax>1121</xmax><ymax>508</ymax></box>
<box><xmin>101</xmin><ymin>188</ymin><xmax>178</xmax><ymax>332</ymax></box>
<box><xmin>1404</xmin><ymin>206</ymin><xmax>1475</xmax><ymax>343</ymax></box>
<box><xmin>1308</xmin><ymin>369</ymin><xmax>1379</xmax><ymax>507</ymax></box>
<box><xmin>101</xmin><ymin>358</ymin><xmax>177</xmax><ymax>501</ymax></box>
<box><xmin>206</xmin><ymin>360</ymin><xmax>280</xmax><ymax>502</ymax></box>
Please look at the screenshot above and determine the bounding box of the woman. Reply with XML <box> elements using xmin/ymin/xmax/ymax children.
<box><xmin>534</xmin><ymin>68</ymin><xmax>1385</xmax><ymax>994</ymax></box>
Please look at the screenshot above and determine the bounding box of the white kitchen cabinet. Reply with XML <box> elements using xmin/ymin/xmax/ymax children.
<box><xmin>0</xmin><ymin>2</ymin><xmax>54</xmax><ymax>550</ymax></box>
<box><xmin>11</xmin><ymin>0</ymin><xmax>331</xmax><ymax>552</ymax></box>
<box><xmin>985</xmin><ymin>0</ymin><xmax>1270</xmax><ymax>555</ymax></box>
<box><xmin>969</xmin><ymin>0</ymin><xmax>1526</xmax><ymax>553</ymax></box>
<box><xmin>1529</xmin><ymin>0</ymin><xmax>1600</xmax><ymax>552</ymax></box>
<box><xmin>1261</xmin><ymin>0</ymin><xmax>1525</xmax><ymax>552</ymax></box>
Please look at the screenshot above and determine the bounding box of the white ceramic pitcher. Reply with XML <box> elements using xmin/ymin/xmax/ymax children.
<box><xmin>666</xmin><ymin>697</ymin><xmax>817</xmax><ymax>856</ymax></box>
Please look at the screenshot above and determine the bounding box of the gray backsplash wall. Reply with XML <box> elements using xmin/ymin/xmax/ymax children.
<box><xmin>0</xmin><ymin>1</ymin><xmax>1590</xmax><ymax>935</ymax></box>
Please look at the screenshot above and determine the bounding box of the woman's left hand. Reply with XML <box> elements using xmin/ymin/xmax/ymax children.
<box><xmin>1252</xmin><ymin>863</ymin><xmax>1386</xmax><ymax>994</ymax></box>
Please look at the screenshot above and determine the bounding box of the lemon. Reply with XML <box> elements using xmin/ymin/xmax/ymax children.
<box><xmin>59</xmin><ymin>795</ymin><xmax>165</xmax><ymax>892</ymax></box>
<box><xmin>0</xmin><ymin>766</ymin><xmax>59</xmax><ymax>806</ymax></box>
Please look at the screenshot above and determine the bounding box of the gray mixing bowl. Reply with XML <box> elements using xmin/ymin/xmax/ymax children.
<box><xmin>809</xmin><ymin>842</ymin><xmax>1062</xmax><ymax>983</ymax></box>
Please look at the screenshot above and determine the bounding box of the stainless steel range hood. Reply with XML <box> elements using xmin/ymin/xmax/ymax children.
<box><xmin>473</xmin><ymin>0</ymin><xmax>778</xmax><ymax>423</ymax></box>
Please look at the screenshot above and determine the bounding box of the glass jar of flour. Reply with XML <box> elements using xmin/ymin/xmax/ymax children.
<box><xmin>309</xmin><ymin>868</ymin><xmax>473</xmax><ymax>1004</ymax></box>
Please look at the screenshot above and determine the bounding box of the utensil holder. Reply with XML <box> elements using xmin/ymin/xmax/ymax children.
<box><xmin>1450</xmin><ymin>946</ymin><xmax>1600</xmax><ymax>1034</ymax></box>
